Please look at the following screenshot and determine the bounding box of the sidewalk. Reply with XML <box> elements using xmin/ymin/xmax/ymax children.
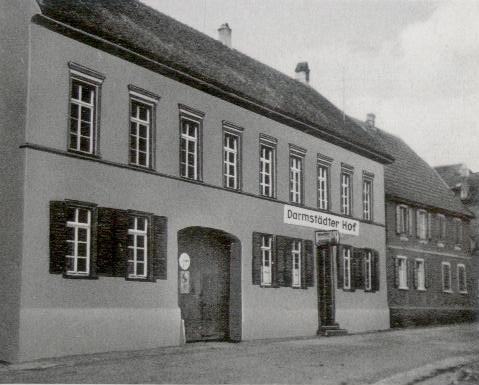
<box><xmin>1</xmin><ymin>322</ymin><xmax>478</xmax><ymax>384</ymax></box>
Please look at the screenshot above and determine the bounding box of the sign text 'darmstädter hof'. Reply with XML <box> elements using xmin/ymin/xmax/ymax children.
<box><xmin>283</xmin><ymin>205</ymin><xmax>359</xmax><ymax>236</ymax></box>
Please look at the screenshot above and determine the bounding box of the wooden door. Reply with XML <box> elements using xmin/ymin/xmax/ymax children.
<box><xmin>178</xmin><ymin>230</ymin><xmax>230</xmax><ymax>341</ymax></box>
<box><xmin>318</xmin><ymin>245</ymin><xmax>335</xmax><ymax>326</ymax></box>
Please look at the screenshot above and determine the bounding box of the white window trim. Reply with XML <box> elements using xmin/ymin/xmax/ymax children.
<box><xmin>290</xmin><ymin>155</ymin><xmax>303</xmax><ymax>204</ymax></box>
<box><xmin>317</xmin><ymin>164</ymin><xmax>329</xmax><ymax>210</ymax></box>
<box><xmin>260</xmin><ymin>143</ymin><xmax>275</xmax><ymax>198</ymax></box>
<box><xmin>223</xmin><ymin>131</ymin><xmax>240</xmax><ymax>190</ymax></box>
<box><xmin>457</xmin><ymin>263</ymin><xmax>467</xmax><ymax>294</ymax></box>
<box><xmin>341</xmin><ymin>172</ymin><xmax>352</xmax><ymax>216</ymax></box>
<box><xmin>343</xmin><ymin>247</ymin><xmax>351</xmax><ymax>290</ymax></box>
<box><xmin>127</xmin><ymin>216</ymin><xmax>148</xmax><ymax>279</ymax></box>
<box><xmin>292</xmin><ymin>240</ymin><xmax>302</xmax><ymax>288</ymax></box>
<box><xmin>398</xmin><ymin>204</ymin><xmax>409</xmax><ymax>240</ymax></box>
<box><xmin>362</xmin><ymin>178</ymin><xmax>373</xmax><ymax>221</ymax></box>
<box><xmin>417</xmin><ymin>209</ymin><xmax>428</xmax><ymax>242</ymax></box>
<box><xmin>397</xmin><ymin>256</ymin><xmax>408</xmax><ymax>290</ymax></box>
<box><xmin>364</xmin><ymin>250</ymin><xmax>372</xmax><ymax>291</ymax></box>
<box><xmin>66</xmin><ymin>208</ymin><xmax>91</xmax><ymax>276</ymax></box>
<box><xmin>180</xmin><ymin>115</ymin><xmax>200</xmax><ymax>180</ymax></box>
<box><xmin>415</xmin><ymin>258</ymin><xmax>426</xmax><ymax>291</ymax></box>
<box><xmin>454</xmin><ymin>218</ymin><xmax>463</xmax><ymax>249</ymax></box>
<box><xmin>437</xmin><ymin>214</ymin><xmax>446</xmax><ymax>246</ymax></box>
<box><xmin>129</xmin><ymin>97</ymin><xmax>153</xmax><ymax>168</ymax></box>
<box><xmin>442</xmin><ymin>261</ymin><xmax>452</xmax><ymax>293</ymax></box>
<box><xmin>260</xmin><ymin>235</ymin><xmax>272</xmax><ymax>286</ymax></box>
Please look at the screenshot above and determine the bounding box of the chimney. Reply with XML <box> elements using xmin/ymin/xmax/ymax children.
<box><xmin>366</xmin><ymin>113</ymin><xmax>376</xmax><ymax>129</ymax></box>
<box><xmin>218</xmin><ymin>23</ymin><xmax>232</xmax><ymax>48</ymax></box>
<box><xmin>295</xmin><ymin>62</ymin><xmax>310</xmax><ymax>84</ymax></box>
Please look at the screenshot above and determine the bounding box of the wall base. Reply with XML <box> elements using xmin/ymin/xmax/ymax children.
<box><xmin>18</xmin><ymin>307</ymin><xmax>181</xmax><ymax>362</ymax></box>
<box><xmin>336</xmin><ymin>308</ymin><xmax>390</xmax><ymax>333</ymax></box>
<box><xmin>390</xmin><ymin>307</ymin><xmax>476</xmax><ymax>328</ymax></box>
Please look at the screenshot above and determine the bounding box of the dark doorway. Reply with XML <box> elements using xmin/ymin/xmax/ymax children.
<box><xmin>178</xmin><ymin>227</ymin><xmax>241</xmax><ymax>342</ymax></box>
<box><xmin>318</xmin><ymin>245</ymin><xmax>335</xmax><ymax>327</ymax></box>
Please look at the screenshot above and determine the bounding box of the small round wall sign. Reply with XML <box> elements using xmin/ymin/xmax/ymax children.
<box><xmin>179</xmin><ymin>253</ymin><xmax>191</xmax><ymax>270</ymax></box>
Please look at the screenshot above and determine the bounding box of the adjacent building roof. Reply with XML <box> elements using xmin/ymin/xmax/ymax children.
<box><xmin>34</xmin><ymin>0</ymin><xmax>393</xmax><ymax>164</ymax></box>
<box><xmin>436</xmin><ymin>164</ymin><xmax>479</xmax><ymax>206</ymax></box>
<box><xmin>353</xmin><ymin>120</ymin><xmax>472</xmax><ymax>217</ymax></box>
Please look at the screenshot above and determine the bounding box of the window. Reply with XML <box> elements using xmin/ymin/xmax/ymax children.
<box><xmin>343</xmin><ymin>247</ymin><xmax>351</xmax><ymax>290</ymax></box>
<box><xmin>396</xmin><ymin>204</ymin><xmax>409</xmax><ymax>235</ymax></box>
<box><xmin>415</xmin><ymin>259</ymin><xmax>425</xmax><ymax>290</ymax></box>
<box><xmin>261</xmin><ymin>235</ymin><xmax>273</xmax><ymax>286</ymax></box>
<box><xmin>457</xmin><ymin>264</ymin><xmax>467</xmax><ymax>293</ymax></box>
<box><xmin>223</xmin><ymin>129</ymin><xmax>241</xmax><ymax>190</ymax></box>
<box><xmin>454</xmin><ymin>218</ymin><xmax>463</xmax><ymax>247</ymax></box>
<box><xmin>340</xmin><ymin>171</ymin><xmax>352</xmax><ymax>216</ymax></box>
<box><xmin>292</xmin><ymin>240</ymin><xmax>302</xmax><ymax>288</ymax></box>
<box><xmin>290</xmin><ymin>154</ymin><xmax>304</xmax><ymax>204</ymax></box>
<box><xmin>364</xmin><ymin>250</ymin><xmax>372</xmax><ymax>291</ymax></box>
<box><xmin>362</xmin><ymin>177</ymin><xmax>373</xmax><ymax>221</ymax></box>
<box><xmin>438</xmin><ymin>214</ymin><xmax>446</xmax><ymax>244</ymax></box>
<box><xmin>317</xmin><ymin>164</ymin><xmax>330</xmax><ymax>210</ymax></box>
<box><xmin>417</xmin><ymin>210</ymin><xmax>428</xmax><ymax>240</ymax></box>
<box><xmin>127</xmin><ymin>216</ymin><xmax>148</xmax><ymax>279</ymax></box>
<box><xmin>66</xmin><ymin>207</ymin><xmax>91</xmax><ymax>276</ymax></box>
<box><xmin>129</xmin><ymin>99</ymin><xmax>152</xmax><ymax>167</ymax></box>
<box><xmin>179</xmin><ymin>105</ymin><xmax>203</xmax><ymax>181</ymax></box>
<box><xmin>259</xmin><ymin>136</ymin><xmax>277</xmax><ymax>197</ymax></box>
<box><xmin>68</xmin><ymin>63</ymin><xmax>104</xmax><ymax>155</ymax></box>
<box><xmin>442</xmin><ymin>262</ymin><xmax>452</xmax><ymax>292</ymax></box>
<box><xmin>397</xmin><ymin>256</ymin><xmax>408</xmax><ymax>289</ymax></box>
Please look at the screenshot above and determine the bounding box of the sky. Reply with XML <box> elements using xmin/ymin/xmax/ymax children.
<box><xmin>142</xmin><ymin>0</ymin><xmax>479</xmax><ymax>171</ymax></box>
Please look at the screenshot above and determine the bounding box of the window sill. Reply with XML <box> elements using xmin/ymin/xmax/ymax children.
<box><xmin>67</xmin><ymin>149</ymin><xmax>101</xmax><ymax>159</ymax></box>
<box><xmin>437</xmin><ymin>242</ymin><xmax>445</xmax><ymax>248</ymax></box>
<box><xmin>398</xmin><ymin>286</ymin><xmax>409</xmax><ymax>291</ymax></box>
<box><xmin>63</xmin><ymin>273</ymin><xmax>98</xmax><ymax>280</ymax></box>
<box><xmin>129</xmin><ymin>163</ymin><xmax>155</xmax><ymax>172</ymax></box>
<box><xmin>399</xmin><ymin>235</ymin><xmax>409</xmax><ymax>241</ymax></box>
<box><xmin>126</xmin><ymin>276</ymin><xmax>151</xmax><ymax>282</ymax></box>
<box><xmin>454</xmin><ymin>245</ymin><xmax>462</xmax><ymax>251</ymax></box>
<box><xmin>419</xmin><ymin>239</ymin><xmax>428</xmax><ymax>244</ymax></box>
<box><xmin>459</xmin><ymin>290</ymin><xmax>468</xmax><ymax>295</ymax></box>
<box><xmin>416</xmin><ymin>288</ymin><xmax>427</xmax><ymax>292</ymax></box>
<box><xmin>443</xmin><ymin>289</ymin><xmax>453</xmax><ymax>294</ymax></box>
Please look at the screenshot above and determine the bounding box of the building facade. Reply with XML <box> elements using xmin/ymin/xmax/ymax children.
<box><xmin>1</xmin><ymin>0</ymin><xmax>394</xmax><ymax>362</ymax></box>
<box><xmin>355</xmin><ymin>117</ymin><xmax>475</xmax><ymax>327</ymax></box>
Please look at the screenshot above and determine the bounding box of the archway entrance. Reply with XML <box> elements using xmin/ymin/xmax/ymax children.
<box><xmin>178</xmin><ymin>227</ymin><xmax>241</xmax><ymax>342</ymax></box>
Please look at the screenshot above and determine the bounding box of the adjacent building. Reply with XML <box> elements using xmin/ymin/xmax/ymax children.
<box><xmin>0</xmin><ymin>0</ymin><xmax>394</xmax><ymax>362</ymax></box>
<box><xmin>355</xmin><ymin>116</ymin><xmax>475</xmax><ymax>327</ymax></box>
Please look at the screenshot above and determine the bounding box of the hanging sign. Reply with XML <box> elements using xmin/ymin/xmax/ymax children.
<box><xmin>284</xmin><ymin>204</ymin><xmax>359</xmax><ymax>236</ymax></box>
<box><xmin>179</xmin><ymin>253</ymin><xmax>191</xmax><ymax>270</ymax></box>
<box><xmin>315</xmin><ymin>230</ymin><xmax>340</xmax><ymax>246</ymax></box>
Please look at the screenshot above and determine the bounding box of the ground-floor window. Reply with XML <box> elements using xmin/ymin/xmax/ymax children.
<box><xmin>127</xmin><ymin>216</ymin><xmax>149</xmax><ymax>279</ymax></box>
<box><xmin>291</xmin><ymin>240</ymin><xmax>302</xmax><ymax>288</ymax></box>
<box><xmin>66</xmin><ymin>206</ymin><xmax>91</xmax><ymax>276</ymax></box>
<box><xmin>396</xmin><ymin>256</ymin><xmax>408</xmax><ymax>290</ymax></box>
<box><xmin>442</xmin><ymin>262</ymin><xmax>452</xmax><ymax>292</ymax></box>
<box><xmin>261</xmin><ymin>235</ymin><xmax>273</xmax><ymax>286</ymax></box>
<box><xmin>414</xmin><ymin>258</ymin><xmax>426</xmax><ymax>290</ymax></box>
<box><xmin>457</xmin><ymin>264</ymin><xmax>467</xmax><ymax>293</ymax></box>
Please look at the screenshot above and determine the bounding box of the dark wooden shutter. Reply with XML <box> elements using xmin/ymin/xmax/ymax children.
<box><xmin>394</xmin><ymin>257</ymin><xmax>400</xmax><ymax>288</ymax></box>
<box><xmin>252</xmin><ymin>232</ymin><xmax>263</xmax><ymax>285</ymax></box>
<box><xmin>49</xmin><ymin>201</ymin><xmax>67</xmax><ymax>274</ymax></box>
<box><xmin>407</xmin><ymin>259</ymin><xmax>414</xmax><ymax>289</ymax></box>
<box><xmin>395</xmin><ymin>205</ymin><xmax>401</xmax><ymax>234</ymax></box>
<box><xmin>271</xmin><ymin>236</ymin><xmax>279</xmax><ymax>287</ymax></box>
<box><xmin>96</xmin><ymin>207</ymin><xmax>116</xmax><ymax>276</ymax></box>
<box><xmin>89</xmin><ymin>207</ymin><xmax>99</xmax><ymax>279</ymax></box>
<box><xmin>336</xmin><ymin>245</ymin><xmax>344</xmax><ymax>289</ymax></box>
<box><xmin>427</xmin><ymin>213</ymin><xmax>432</xmax><ymax>241</ymax></box>
<box><xmin>276</xmin><ymin>236</ymin><xmax>291</xmax><ymax>287</ymax></box>
<box><xmin>152</xmin><ymin>215</ymin><xmax>168</xmax><ymax>280</ymax></box>
<box><xmin>361</xmin><ymin>250</ymin><xmax>367</xmax><ymax>290</ymax></box>
<box><xmin>424</xmin><ymin>260</ymin><xmax>431</xmax><ymax>289</ymax></box>
<box><xmin>412</xmin><ymin>259</ymin><xmax>418</xmax><ymax>289</ymax></box>
<box><xmin>416</xmin><ymin>210</ymin><xmax>421</xmax><ymax>238</ymax></box>
<box><xmin>408</xmin><ymin>208</ymin><xmax>415</xmax><ymax>237</ymax></box>
<box><xmin>372</xmin><ymin>250</ymin><xmax>380</xmax><ymax>292</ymax></box>
<box><xmin>351</xmin><ymin>248</ymin><xmax>363</xmax><ymax>291</ymax></box>
<box><xmin>304</xmin><ymin>240</ymin><xmax>314</xmax><ymax>288</ymax></box>
<box><xmin>112</xmin><ymin>209</ymin><xmax>129</xmax><ymax>277</ymax></box>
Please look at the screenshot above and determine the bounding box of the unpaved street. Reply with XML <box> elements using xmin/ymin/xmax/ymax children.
<box><xmin>1</xmin><ymin>323</ymin><xmax>478</xmax><ymax>384</ymax></box>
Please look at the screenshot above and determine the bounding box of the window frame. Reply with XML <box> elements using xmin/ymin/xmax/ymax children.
<box><xmin>340</xmin><ymin>165</ymin><xmax>354</xmax><ymax>216</ymax></box>
<box><xmin>397</xmin><ymin>204</ymin><xmax>409</xmax><ymax>237</ymax></box>
<box><xmin>259</xmin><ymin>134</ymin><xmax>277</xmax><ymax>198</ymax></box>
<box><xmin>415</xmin><ymin>258</ymin><xmax>426</xmax><ymax>291</ymax></box>
<box><xmin>127</xmin><ymin>214</ymin><xmax>151</xmax><ymax>280</ymax></box>
<box><xmin>364</xmin><ymin>250</ymin><xmax>372</xmax><ymax>291</ymax></box>
<box><xmin>453</xmin><ymin>218</ymin><xmax>463</xmax><ymax>249</ymax></box>
<box><xmin>457</xmin><ymin>263</ymin><xmax>467</xmax><ymax>294</ymax></box>
<box><xmin>417</xmin><ymin>209</ymin><xmax>428</xmax><ymax>241</ymax></box>
<box><xmin>179</xmin><ymin>104</ymin><xmax>204</xmax><ymax>181</ymax></box>
<box><xmin>65</xmin><ymin>206</ymin><xmax>92</xmax><ymax>277</ymax></box>
<box><xmin>442</xmin><ymin>261</ymin><xmax>452</xmax><ymax>293</ymax></box>
<box><xmin>67</xmin><ymin>63</ymin><xmax>104</xmax><ymax>157</ymax></box>
<box><xmin>343</xmin><ymin>246</ymin><xmax>352</xmax><ymax>290</ymax></box>
<box><xmin>289</xmin><ymin>146</ymin><xmax>306</xmax><ymax>205</ymax></box>
<box><xmin>317</xmin><ymin>154</ymin><xmax>332</xmax><ymax>211</ymax></box>
<box><xmin>291</xmin><ymin>239</ymin><xmax>302</xmax><ymax>288</ymax></box>
<box><xmin>260</xmin><ymin>234</ymin><xmax>273</xmax><ymax>286</ymax></box>
<box><xmin>128</xmin><ymin>85</ymin><xmax>159</xmax><ymax>170</ymax></box>
<box><xmin>222</xmin><ymin>121</ymin><xmax>243</xmax><ymax>191</ymax></box>
<box><xmin>362</xmin><ymin>172</ymin><xmax>374</xmax><ymax>221</ymax></box>
<box><xmin>397</xmin><ymin>255</ymin><xmax>408</xmax><ymax>290</ymax></box>
<box><xmin>437</xmin><ymin>214</ymin><xmax>446</xmax><ymax>246</ymax></box>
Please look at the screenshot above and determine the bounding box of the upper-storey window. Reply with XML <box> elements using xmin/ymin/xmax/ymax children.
<box><xmin>340</xmin><ymin>164</ymin><xmax>353</xmax><ymax>216</ymax></box>
<box><xmin>454</xmin><ymin>218</ymin><xmax>463</xmax><ymax>247</ymax></box>
<box><xmin>289</xmin><ymin>145</ymin><xmax>306</xmax><ymax>205</ymax></box>
<box><xmin>68</xmin><ymin>63</ymin><xmax>104</xmax><ymax>155</ymax></box>
<box><xmin>396</xmin><ymin>204</ymin><xmax>409</xmax><ymax>235</ymax></box>
<box><xmin>437</xmin><ymin>214</ymin><xmax>446</xmax><ymax>244</ymax></box>
<box><xmin>179</xmin><ymin>105</ymin><xmax>204</xmax><ymax>181</ymax></box>
<box><xmin>259</xmin><ymin>134</ymin><xmax>277</xmax><ymax>198</ymax></box>
<box><xmin>362</xmin><ymin>171</ymin><xmax>374</xmax><ymax>221</ymax></box>
<box><xmin>222</xmin><ymin>123</ymin><xmax>243</xmax><ymax>190</ymax></box>
<box><xmin>317</xmin><ymin>154</ymin><xmax>332</xmax><ymax>211</ymax></box>
<box><xmin>128</xmin><ymin>85</ymin><xmax>159</xmax><ymax>169</ymax></box>
<box><xmin>416</xmin><ymin>209</ymin><xmax>428</xmax><ymax>241</ymax></box>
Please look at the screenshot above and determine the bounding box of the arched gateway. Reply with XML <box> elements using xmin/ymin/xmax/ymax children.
<box><xmin>177</xmin><ymin>227</ymin><xmax>241</xmax><ymax>342</ymax></box>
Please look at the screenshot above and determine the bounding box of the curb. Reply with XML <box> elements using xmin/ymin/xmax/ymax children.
<box><xmin>370</xmin><ymin>354</ymin><xmax>479</xmax><ymax>385</ymax></box>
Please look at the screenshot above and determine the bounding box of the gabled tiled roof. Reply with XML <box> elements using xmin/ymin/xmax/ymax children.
<box><xmin>34</xmin><ymin>0</ymin><xmax>393</xmax><ymax>164</ymax></box>
<box><xmin>353</xmin><ymin>120</ymin><xmax>472</xmax><ymax>217</ymax></box>
<box><xmin>436</xmin><ymin>165</ymin><xmax>479</xmax><ymax>206</ymax></box>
